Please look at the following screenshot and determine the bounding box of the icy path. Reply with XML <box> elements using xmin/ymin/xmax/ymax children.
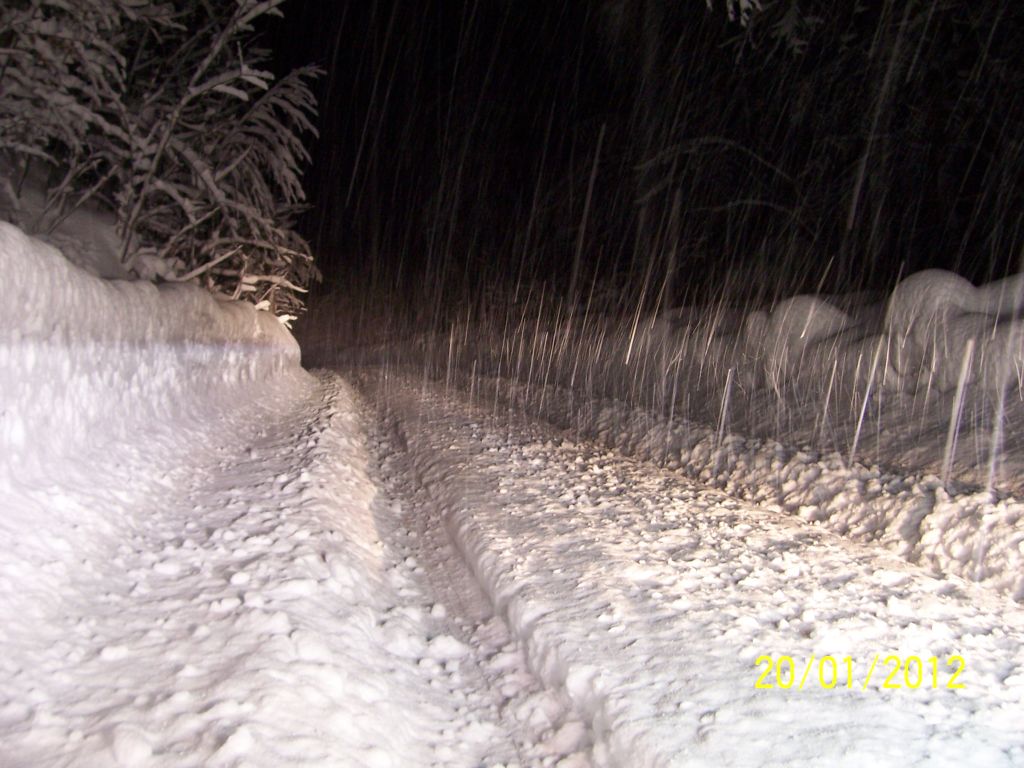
<box><xmin>0</xmin><ymin>372</ymin><xmax>559</xmax><ymax>767</ymax></box>
<box><xmin>363</xmin><ymin>370</ymin><xmax>1024</xmax><ymax>768</ymax></box>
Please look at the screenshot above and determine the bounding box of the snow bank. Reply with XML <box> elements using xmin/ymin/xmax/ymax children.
<box><xmin>474</xmin><ymin>376</ymin><xmax>1024</xmax><ymax>602</ymax></box>
<box><xmin>732</xmin><ymin>269</ymin><xmax>1024</xmax><ymax>397</ymax></box>
<box><xmin>0</xmin><ymin>221</ymin><xmax>300</xmax><ymax>480</ymax></box>
<box><xmin>742</xmin><ymin>294</ymin><xmax>857</xmax><ymax>393</ymax></box>
<box><xmin>336</xmin><ymin>268</ymin><xmax>1024</xmax><ymax>493</ymax></box>
<box><xmin>884</xmin><ymin>270</ymin><xmax>1024</xmax><ymax>394</ymax></box>
<box><xmin>308</xmin><ymin>268</ymin><xmax>1024</xmax><ymax>599</ymax></box>
<box><xmin>314</xmin><ymin>272</ymin><xmax>1024</xmax><ymax>600</ymax></box>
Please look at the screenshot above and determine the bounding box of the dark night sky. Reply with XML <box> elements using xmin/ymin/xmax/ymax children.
<box><xmin>268</xmin><ymin>1</ymin><xmax>616</xmax><ymax>287</ymax></box>
<box><xmin>266</xmin><ymin>1</ymin><xmax>1024</xmax><ymax>307</ymax></box>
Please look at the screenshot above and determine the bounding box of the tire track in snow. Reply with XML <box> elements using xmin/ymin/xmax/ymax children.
<box><xmin>361</xmin><ymin>390</ymin><xmax>594</xmax><ymax>767</ymax></box>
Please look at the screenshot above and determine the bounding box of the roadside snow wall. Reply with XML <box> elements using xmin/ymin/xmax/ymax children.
<box><xmin>0</xmin><ymin>221</ymin><xmax>303</xmax><ymax>480</ymax></box>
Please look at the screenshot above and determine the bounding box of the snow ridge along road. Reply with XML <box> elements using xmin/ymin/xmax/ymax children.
<box><xmin>360</xmin><ymin>369</ymin><xmax>1024</xmax><ymax>768</ymax></box>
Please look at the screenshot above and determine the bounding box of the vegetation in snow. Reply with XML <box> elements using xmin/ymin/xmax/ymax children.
<box><xmin>0</xmin><ymin>0</ymin><xmax>321</xmax><ymax>317</ymax></box>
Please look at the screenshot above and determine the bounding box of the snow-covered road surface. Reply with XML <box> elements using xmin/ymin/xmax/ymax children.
<box><xmin>1</xmin><ymin>372</ymin><xmax>558</xmax><ymax>767</ymax></box>
<box><xmin>3</xmin><ymin>367</ymin><xmax>1023</xmax><ymax>767</ymax></box>
<box><xmin>364</xmin><ymin>370</ymin><xmax>1024</xmax><ymax>767</ymax></box>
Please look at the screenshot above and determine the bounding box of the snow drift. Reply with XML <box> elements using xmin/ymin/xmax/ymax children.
<box><xmin>0</xmin><ymin>221</ymin><xmax>300</xmax><ymax>481</ymax></box>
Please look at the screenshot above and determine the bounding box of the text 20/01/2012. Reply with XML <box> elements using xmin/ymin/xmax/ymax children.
<box><xmin>754</xmin><ymin>654</ymin><xmax>966</xmax><ymax>691</ymax></box>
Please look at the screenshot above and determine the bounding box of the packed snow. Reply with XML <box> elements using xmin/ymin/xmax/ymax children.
<box><xmin>3</xmin><ymin>219</ymin><xmax>1024</xmax><ymax>766</ymax></box>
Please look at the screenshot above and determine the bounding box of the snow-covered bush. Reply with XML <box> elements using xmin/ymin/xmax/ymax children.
<box><xmin>885</xmin><ymin>270</ymin><xmax>1024</xmax><ymax>395</ymax></box>
<box><xmin>0</xmin><ymin>0</ymin><xmax>321</xmax><ymax>317</ymax></box>
<box><xmin>711</xmin><ymin>0</ymin><xmax>761</xmax><ymax>26</ymax></box>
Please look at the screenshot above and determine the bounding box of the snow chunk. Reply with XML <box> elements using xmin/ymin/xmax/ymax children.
<box><xmin>426</xmin><ymin>633</ymin><xmax>470</xmax><ymax>661</ymax></box>
<box><xmin>108</xmin><ymin>724</ymin><xmax>153</xmax><ymax>766</ymax></box>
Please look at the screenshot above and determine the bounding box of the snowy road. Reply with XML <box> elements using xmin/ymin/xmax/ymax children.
<box><xmin>364</xmin><ymin>370</ymin><xmax>1024</xmax><ymax>767</ymax></box>
<box><xmin>3</xmin><ymin>368</ymin><xmax>1024</xmax><ymax>767</ymax></box>
<box><xmin>1</xmin><ymin>370</ymin><xmax>576</xmax><ymax>768</ymax></box>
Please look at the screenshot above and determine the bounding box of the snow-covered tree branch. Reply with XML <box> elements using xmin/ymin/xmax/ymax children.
<box><xmin>0</xmin><ymin>0</ymin><xmax>322</xmax><ymax>316</ymax></box>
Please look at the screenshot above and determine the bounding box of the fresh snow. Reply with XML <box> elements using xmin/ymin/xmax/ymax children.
<box><xmin>464</xmin><ymin>375</ymin><xmax>1024</xmax><ymax>602</ymax></box>
<box><xmin>367</xmin><ymin>373</ymin><xmax>1024</xmax><ymax>767</ymax></box>
<box><xmin>2</xmin><ymin>219</ymin><xmax>1024</xmax><ymax>766</ymax></box>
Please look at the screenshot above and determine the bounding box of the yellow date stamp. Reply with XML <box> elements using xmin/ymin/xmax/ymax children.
<box><xmin>754</xmin><ymin>654</ymin><xmax>966</xmax><ymax>691</ymax></box>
